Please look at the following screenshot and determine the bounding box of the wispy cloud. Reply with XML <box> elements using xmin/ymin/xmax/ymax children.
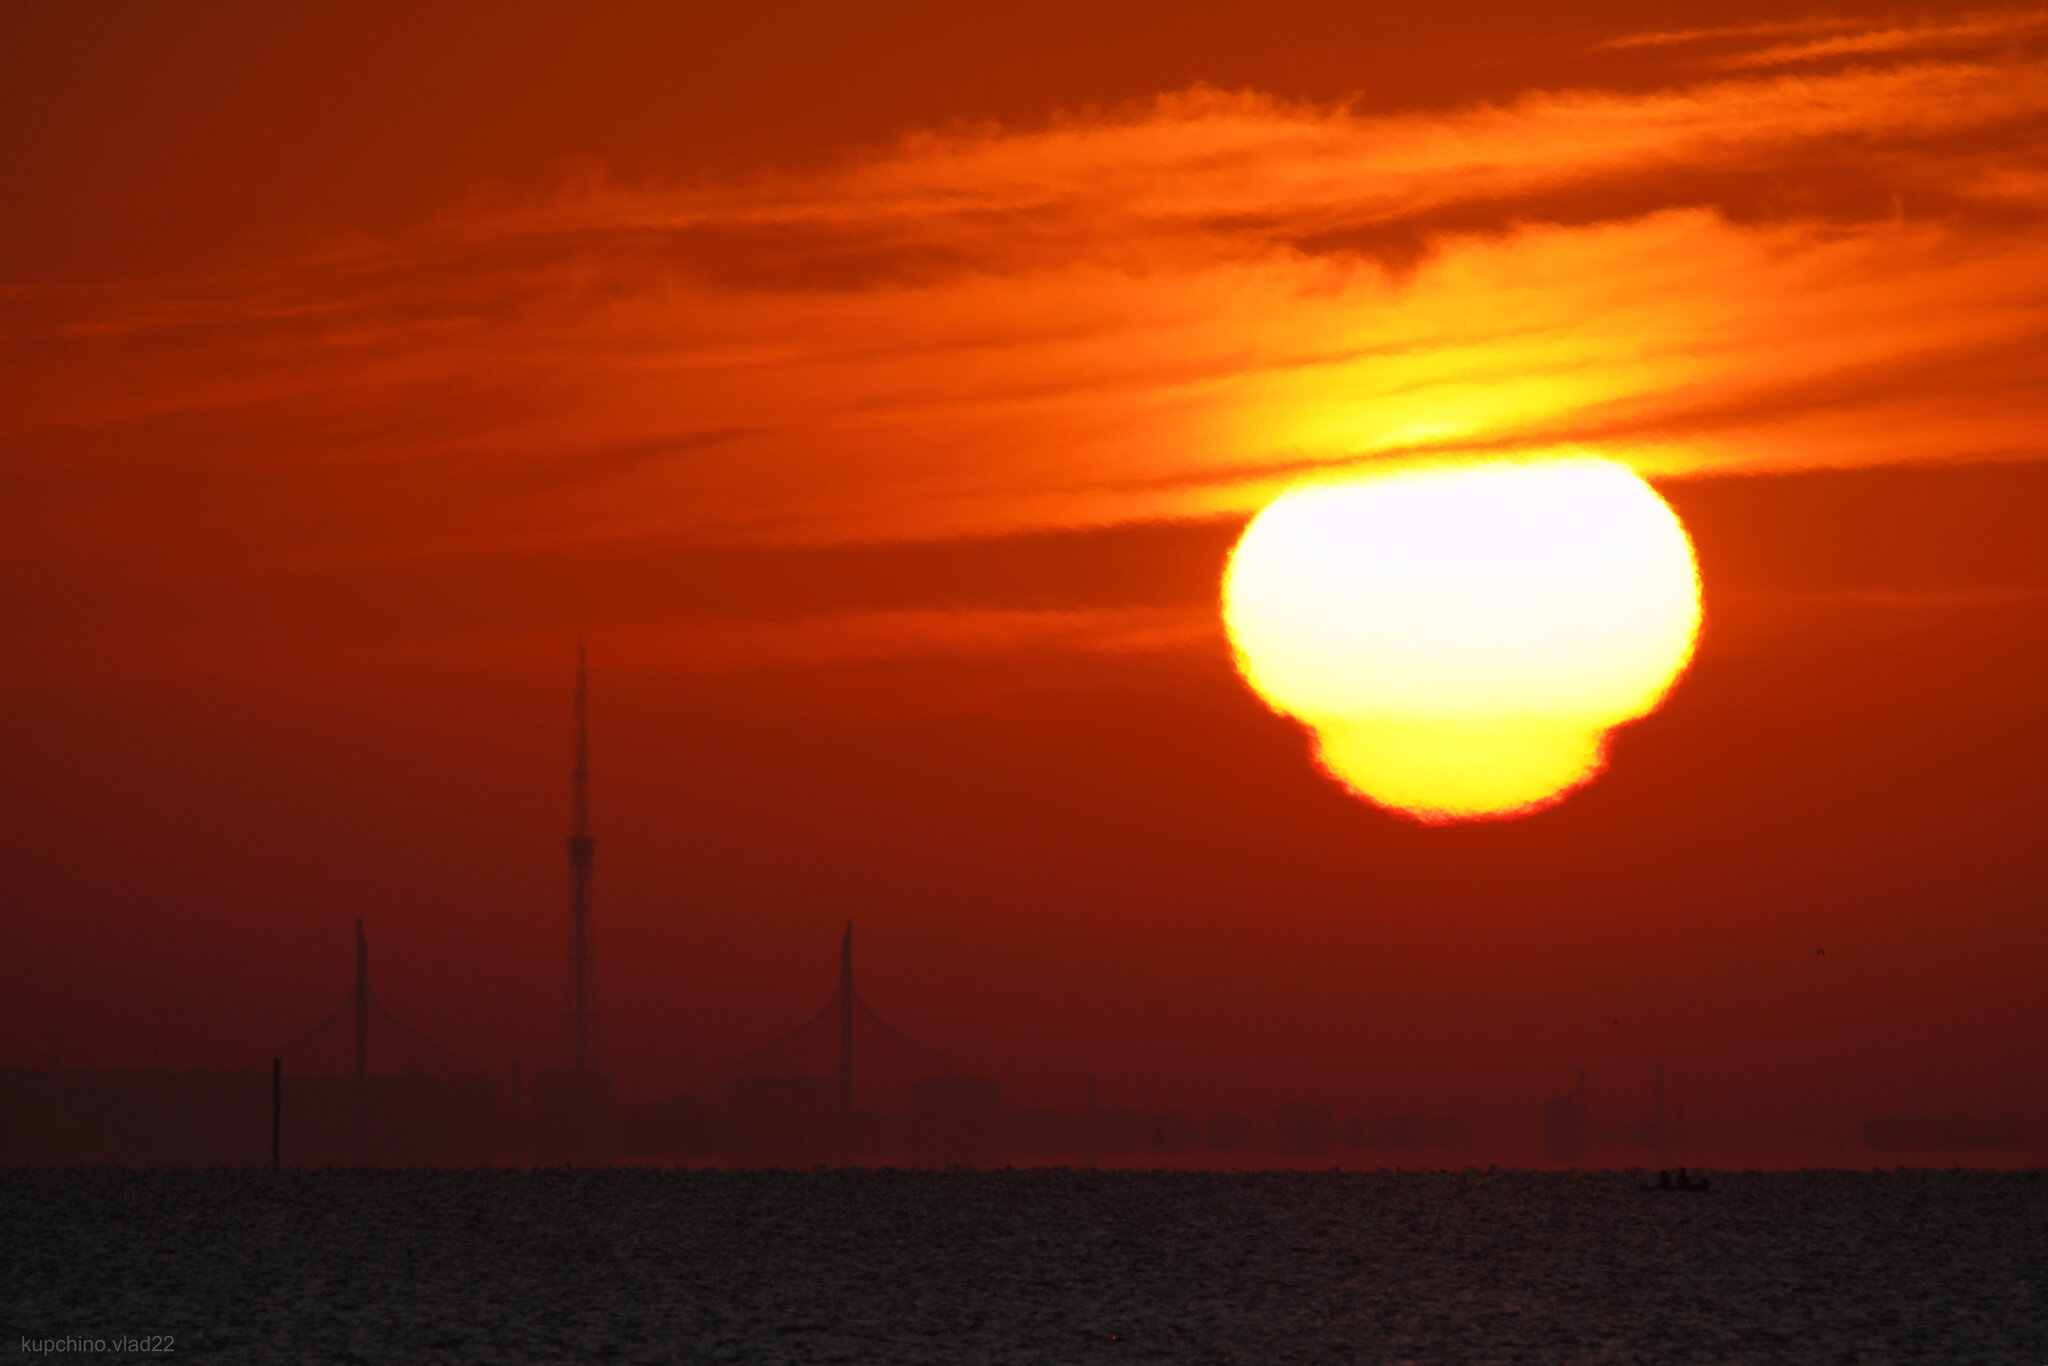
<box><xmin>1591</xmin><ymin>7</ymin><xmax>2045</xmax><ymax>56</ymax></box>
<box><xmin>5</xmin><ymin>12</ymin><xmax>2047</xmax><ymax>583</ymax></box>
<box><xmin>1592</xmin><ymin>17</ymin><xmax>1870</xmax><ymax>51</ymax></box>
<box><xmin>623</xmin><ymin>605</ymin><xmax>1222</xmax><ymax>672</ymax></box>
<box><xmin>1719</xmin><ymin>11</ymin><xmax>2048</xmax><ymax>68</ymax></box>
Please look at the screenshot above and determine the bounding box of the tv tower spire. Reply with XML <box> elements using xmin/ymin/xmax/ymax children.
<box><xmin>568</xmin><ymin>641</ymin><xmax>595</xmax><ymax>1073</ymax></box>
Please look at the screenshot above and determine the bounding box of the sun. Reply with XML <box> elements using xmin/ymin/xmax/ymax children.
<box><xmin>1222</xmin><ymin>457</ymin><xmax>1701</xmax><ymax>821</ymax></box>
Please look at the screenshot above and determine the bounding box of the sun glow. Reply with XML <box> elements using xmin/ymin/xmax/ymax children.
<box><xmin>1222</xmin><ymin>457</ymin><xmax>1701</xmax><ymax>820</ymax></box>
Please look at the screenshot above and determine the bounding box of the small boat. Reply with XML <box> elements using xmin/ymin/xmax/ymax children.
<box><xmin>1640</xmin><ymin>1170</ymin><xmax>1713</xmax><ymax>1193</ymax></box>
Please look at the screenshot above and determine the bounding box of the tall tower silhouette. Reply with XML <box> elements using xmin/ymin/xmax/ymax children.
<box><xmin>522</xmin><ymin>644</ymin><xmax>612</xmax><ymax>1158</ymax></box>
<box><xmin>568</xmin><ymin>642</ymin><xmax>595</xmax><ymax>1073</ymax></box>
<box><xmin>839</xmin><ymin>921</ymin><xmax>854</xmax><ymax>1160</ymax></box>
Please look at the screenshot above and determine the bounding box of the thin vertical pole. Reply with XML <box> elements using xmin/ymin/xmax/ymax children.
<box><xmin>838</xmin><ymin>922</ymin><xmax>853</xmax><ymax>1162</ymax></box>
<box><xmin>354</xmin><ymin>920</ymin><xmax>370</xmax><ymax>1163</ymax></box>
<box><xmin>569</xmin><ymin>643</ymin><xmax>594</xmax><ymax>1074</ymax></box>
<box><xmin>1654</xmin><ymin>1063</ymin><xmax>1667</xmax><ymax>1156</ymax></box>
<box><xmin>355</xmin><ymin>920</ymin><xmax>369</xmax><ymax>1082</ymax></box>
<box><xmin>271</xmin><ymin>1057</ymin><xmax>282</xmax><ymax>1170</ymax></box>
<box><xmin>1085</xmin><ymin>1075</ymin><xmax>1097</xmax><ymax>1168</ymax></box>
<box><xmin>1575</xmin><ymin>1065</ymin><xmax>1588</xmax><ymax>1163</ymax></box>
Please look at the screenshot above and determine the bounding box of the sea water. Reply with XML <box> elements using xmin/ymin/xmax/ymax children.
<box><xmin>5</xmin><ymin>1168</ymin><xmax>2041</xmax><ymax>1363</ymax></box>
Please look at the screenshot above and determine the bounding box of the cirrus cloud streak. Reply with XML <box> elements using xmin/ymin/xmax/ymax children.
<box><xmin>5</xmin><ymin>9</ymin><xmax>2047</xmax><ymax>580</ymax></box>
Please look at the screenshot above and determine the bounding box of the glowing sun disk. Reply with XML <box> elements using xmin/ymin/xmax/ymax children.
<box><xmin>1222</xmin><ymin>457</ymin><xmax>1701</xmax><ymax>820</ymax></box>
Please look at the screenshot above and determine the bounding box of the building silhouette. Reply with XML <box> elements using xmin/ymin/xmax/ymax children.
<box><xmin>1543</xmin><ymin>1066</ymin><xmax>1588</xmax><ymax>1162</ymax></box>
<box><xmin>1274</xmin><ymin>1101</ymin><xmax>1338</xmax><ymax>1157</ymax></box>
<box><xmin>906</xmin><ymin>1077</ymin><xmax>1003</xmax><ymax>1166</ymax></box>
<box><xmin>1637</xmin><ymin>1063</ymin><xmax>1670</xmax><ymax>1154</ymax></box>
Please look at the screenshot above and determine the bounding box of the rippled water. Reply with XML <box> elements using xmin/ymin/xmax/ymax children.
<box><xmin>6</xmin><ymin>1168</ymin><xmax>2042</xmax><ymax>1363</ymax></box>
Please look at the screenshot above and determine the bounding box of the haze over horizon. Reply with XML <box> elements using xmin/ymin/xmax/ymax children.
<box><xmin>4</xmin><ymin>1</ymin><xmax>2044</xmax><ymax>1166</ymax></box>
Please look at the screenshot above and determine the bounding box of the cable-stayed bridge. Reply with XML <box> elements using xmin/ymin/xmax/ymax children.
<box><xmin>724</xmin><ymin>923</ymin><xmax>995</xmax><ymax>1164</ymax></box>
<box><xmin>268</xmin><ymin>921</ymin><xmax>493</xmax><ymax>1164</ymax></box>
<box><xmin>276</xmin><ymin>921</ymin><xmax>478</xmax><ymax>1080</ymax></box>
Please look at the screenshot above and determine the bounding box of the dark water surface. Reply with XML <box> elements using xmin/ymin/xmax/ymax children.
<box><xmin>5</xmin><ymin>1168</ymin><xmax>2042</xmax><ymax>1363</ymax></box>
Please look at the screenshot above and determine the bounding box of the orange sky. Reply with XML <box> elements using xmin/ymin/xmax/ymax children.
<box><xmin>3</xmin><ymin>1</ymin><xmax>2044</xmax><ymax>1161</ymax></box>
